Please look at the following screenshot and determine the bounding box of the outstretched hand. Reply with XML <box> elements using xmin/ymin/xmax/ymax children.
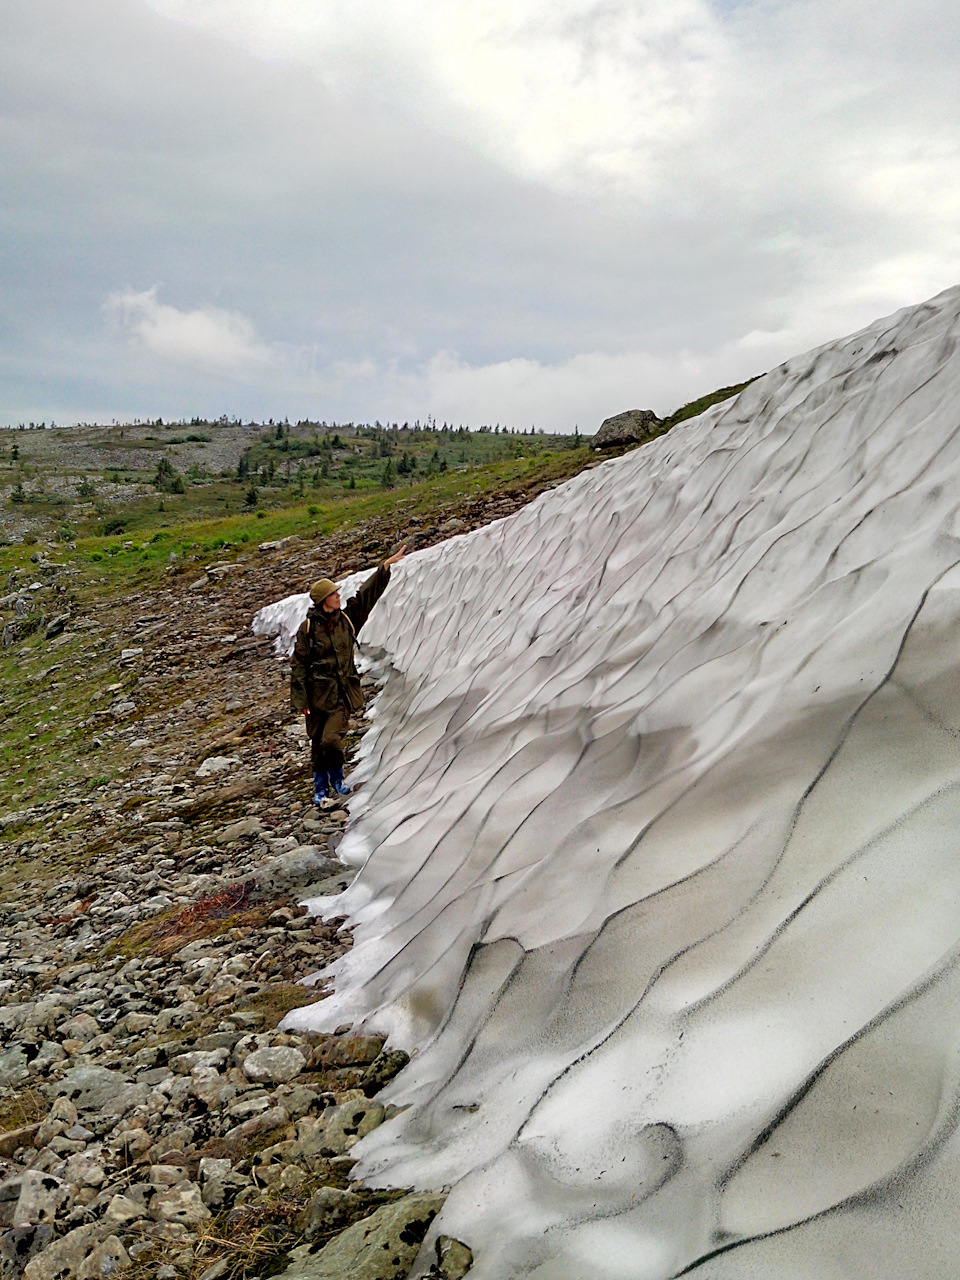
<box><xmin>384</xmin><ymin>544</ymin><xmax>407</xmax><ymax>567</ymax></box>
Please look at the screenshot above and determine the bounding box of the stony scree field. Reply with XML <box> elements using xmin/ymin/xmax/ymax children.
<box><xmin>0</xmin><ymin>500</ymin><xmax>559</xmax><ymax>1280</ymax></box>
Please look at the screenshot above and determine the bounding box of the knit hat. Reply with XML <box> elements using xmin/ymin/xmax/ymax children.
<box><xmin>309</xmin><ymin>578</ymin><xmax>338</xmax><ymax>604</ymax></box>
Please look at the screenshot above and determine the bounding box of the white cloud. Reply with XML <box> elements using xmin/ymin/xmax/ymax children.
<box><xmin>145</xmin><ymin>0</ymin><xmax>726</xmax><ymax>195</ymax></box>
<box><xmin>104</xmin><ymin>288</ymin><xmax>275</xmax><ymax>374</ymax></box>
<box><xmin>5</xmin><ymin>1</ymin><xmax>960</xmax><ymax>424</ymax></box>
<box><xmin>142</xmin><ymin>0</ymin><xmax>960</xmax><ymax>329</ymax></box>
<box><xmin>319</xmin><ymin>333</ymin><xmax>791</xmax><ymax>431</ymax></box>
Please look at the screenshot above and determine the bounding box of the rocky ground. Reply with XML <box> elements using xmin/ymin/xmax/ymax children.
<box><xmin>0</xmin><ymin>498</ymin><xmax>549</xmax><ymax>1280</ymax></box>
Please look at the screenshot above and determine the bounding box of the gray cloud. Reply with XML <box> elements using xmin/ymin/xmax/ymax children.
<box><xmin>1</xmin><ymin>0</ymin><xmax>958</xmax><ymax>428</ymax></box>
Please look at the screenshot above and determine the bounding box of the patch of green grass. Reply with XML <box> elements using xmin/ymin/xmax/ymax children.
<box><xmin>662</xmin><ymin>377</ymin><xmax>759</xmax><ymax>429</ymax></box>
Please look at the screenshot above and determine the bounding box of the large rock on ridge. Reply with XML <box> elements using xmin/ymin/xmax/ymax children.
<box><xmin>592</xmin><ymin>408</ymin><xmax>661</xmax><ymax>449</ymax></box>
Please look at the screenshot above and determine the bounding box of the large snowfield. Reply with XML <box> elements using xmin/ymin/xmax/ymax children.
<box><xmin>255</xmin><ymin>286</ymin><xmax>960</xmax><ymax>1278</ymax></box>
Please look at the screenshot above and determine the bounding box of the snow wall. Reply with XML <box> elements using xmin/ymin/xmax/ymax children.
<box><xmin>263</xmin><ymin>286</ymin><xmax>960</xmax><ymax>1278</ymax></box>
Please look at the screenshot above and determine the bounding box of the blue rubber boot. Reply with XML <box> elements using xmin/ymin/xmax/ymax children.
<box><xmin>313</xmin><ymin>771</ymin><xmax>330</xmax><ymax>805</ymax></box>
<box><xmin>330</xmin><ymin>768</ymin><xmax>351</xmax><ymax>796</ymax></box>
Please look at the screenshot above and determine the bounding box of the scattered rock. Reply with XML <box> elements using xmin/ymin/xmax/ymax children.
<box><xmin>0</xmin><ymin>1047</ymin><xmax>29</xmax><ymax>1087</ymax></box>
<box><xmin>298</xmin><ymin>1188</ymin><xmax>360</xmax><ymax>1240</ymax></box>
<box><xmin>215</xmin><ymin>817</ymin><xmax>262</xmax><ymax>845</ymax></box>
<box><xmin>429</xmin><ymin>1237</ymin><xmax>474</xmax><ymax>1279</ymax></box>
<box><xmin>75</xmin><ymin>1235</ymin><xmax>129</xmax><ymax>1280</ymax></box>
<box><xmin>148</xmin><ymin>1184</ymin><xmax>210</xmax><ymax>1227</ymax></box>
<box><xmin>316</xmin><ymin>1100</ymin><xmax>385</xmax><ymax>1155</ymax></box>
<box><xmin>241</xmin><ymin>1047</ymin><xmax>306</xmax><ymax>1085</ymax></box>
<box><xmin>0</xmin><ymin>1124</ymin><xmax>40</xmax><ymax>1158</ymax></box>
<box><xmin>22</xmin><ymin>1223</ymin><xmax>102</xmax><ymax>1280</ymax></box>
<box><xmin>0</xmin><ymin>575</ymin><xmax>476</xmax><ymax>1280</ymax></box>
<box><xmin>0</xmin><ymin>1224</ymin><xmax>54</xmax><ymax>1279</ymax></box>
<box><xmin>14</xmin><ymin>1173</ymin><xmax>73</xmax><ymax>1229</ymax></box>
<box><xmin>195</xmin><ymin>756</ymin><xmax>240</xmax><ymax>779</ymax></box>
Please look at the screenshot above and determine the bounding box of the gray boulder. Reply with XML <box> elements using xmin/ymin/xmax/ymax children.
<box><xmin>51</xmin><ymin>1069</ymin><xmax>148</xmax><ymax>1120</ymax></box>
<box><xmin>0</xmin><ymin>1224</ymin><xmax>54</xmax><ymax>1280</ymax></box>
<box><xmin>249</xmin><ymin>846</ymin><xmax>340</xmax><ymax>896</ymax></box>
<box><xmin>0</xmin><ymin>1048</ymin><xmax>29</xmax><ymax>1089</ymax></box>
<box><xmin>280</xmin><ymin>1192</ymin><xmax>445</xmax><ymax>1280</ymax></box>
<box><xmin>592</xmin><ymin>408</ymin><xmax>661</xmax><ymax>449</ymax></box>
<box><xmin>75</xmin><ymin>1236</ymin><xmax>129</xmax><ymax>1280</ymax></box>
<box><xmin>13</xmin><ymin>1175</ymin><xmax>72</xmax><ymax>1229</ymax></box>
<box><xmin>241</xmin><ymin>1047</ymin><xmax>306</xmax><ymax>1085</ymax></box>
<box><xmin>298</xmin><ymin>1187</ymin><xmax>360</xmax><ymax>1240</ymax></box>
<box><xmin>23</xmin><ymin>1224</ymin><xmax>102</xmax><ymax>1280</ymax></box>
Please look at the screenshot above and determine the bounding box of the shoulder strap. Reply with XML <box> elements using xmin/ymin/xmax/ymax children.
<box><xmin>308</xmin><ymin>611</ymin><xmax>354</xmax><ymax>644</ymax></box>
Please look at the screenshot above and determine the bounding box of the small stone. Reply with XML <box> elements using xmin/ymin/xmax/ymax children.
<box><xmin>320</xmin><ymin>1036</ymin><xmax>385</xmax><ymax>1068</ymax></box>
<box><xmin>53</xmin><ymin>1067</ymin><xmax>126</xmax><ymax>1112</ymax></box>
<box><xmin>197</xmin><ymin>1158</ymin><xmax>231</xmax><ymax>1185</ymax></box>
<box><xmin>45</xmin><ymin>615</ymin><xmax>71</xmax><ymax>640</ymax></box>
<box><xmin>75</xmin><ymin>1235</ymin><xmax>130</xmax><ymax>1280</ymax></box>
<box><xmin>60</xmin><ymin>1155</ymin><xmax>106</xmax><ymax>1189</ymax></box>
<box><xmin>120</xmin><ymin>648</ymin><xmax>143</xmax><ymax>660</ymax></box>
<box><xmin>49</xmin><ymin>1099</ymin><xmax>80</xmax><ymax>1126</ymax></box>
<box><xmin>57</xmin><ymin>1014</ymin><xmax>100</xmax><ymax>1045</ymax></box>
<box><xmin>241</xmin><ymin>1047</ymin><xmax>306</xmax><ymax>1085</ymax></box>
<box><xmin>149</xmin><ymin>1184</ymin><xmax>210</xmax><ymax>1227</ymax></box>
<box><xmin>298</xmin><ymin>1186</ymin><xmax>360</xmax><ymax>1239</ymax></box>
<box><xmin>62</xmin><ymin>1125</ymin><xmax>95</xmax><ymax>1143</ymax></box>
<box><xmin>434</xmin><ymin>1236</ymin><xmax>474</xmax><ymax>1279</ymax></box>
<box><xmin>115</xmin><ymin>1012</ymin><xmax>155</xmax><ymax>1036</ymax></box>
<box><xmin>195</xmin><ymin>756</ymin><xmax>240</xmax><ymax>779</ymax></box>
<box><xmin>101</xmin><ymin>1196</ymin><xmax>143</xmax><ymax>1229</ymax></box>
<box><xmin>318</xmin><ymin>1100</ymin><xmax>385</xmax><ymax>1155</ymax></box>
<box><xmin>147</xmin><ymin>1166</ymin><xmax>187</xmax><ymax>1188</ymax></box>
<box><xmin>0</xmin><ymin>1122</ymin><xmax>40</xmax><ymax>1157</ymax></box>
<box><xmin>214</xmin><ymin>817</ymin><xmax>262</xmax><ymax>845</ymax></box>
<box><xmin>53</xmin><ymin>1068</ymin><xmax>148</xmax><ymax>1120</ymax></box>
<box><xmin>0</xmin><ymin>1046</ymin><xmax>29</xmax><ymax>1088</ymax></box>
<box><xmin>169</xmin><ymin>1048</ymin><xmax>228</xmax><ymax>1075</ymax></box>
<box><xmin>250</xmin><ymin>846</ymin><xmax>339</xmax><ymax>895</ymax></box>
<box><xmin>222</xmin><ymin>1106</ymin><xmax>290</xmax><ymax>1144</ymax></box>
<box><xmin>112</xmin><ymin>1129</ymin><xmax>152</xmax><ymax>1167</ymax></box>
<box><xmin>197</xmin><ymin>1261</ymin><xmax>229</xmax><ymax>1280</ymax></box>
<box><xmin>361</xmin><ymin>1049</ymin><xmax>410</xmax><ymax>1093</ymax></box>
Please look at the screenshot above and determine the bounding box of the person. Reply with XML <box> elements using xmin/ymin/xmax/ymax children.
<box><xmin>290</xmin><ymin>546</ymin><xmax>406</xmax><ymax>805</ymax></box>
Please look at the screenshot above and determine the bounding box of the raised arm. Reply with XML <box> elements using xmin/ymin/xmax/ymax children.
<box><xmin>344</xmin><ymin>545</ymin><xmax>406</xmax><ymax>635</ymax></box>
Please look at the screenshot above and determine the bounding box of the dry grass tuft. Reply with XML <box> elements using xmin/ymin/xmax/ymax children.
<box><xmin>0</xmin><ymin>1086</ymin><xmax>50</xmax><ymax>1132</ymax></box>
<box><xmin>105</xmin><ymin>884</ymin><xmax>290</xmax><ymax>960</ymax></box>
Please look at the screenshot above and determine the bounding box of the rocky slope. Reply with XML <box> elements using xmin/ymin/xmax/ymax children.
<box><xmin>0</xmin><ymin>493</ymin><xmax>559</xmax><ymax>1280</ymax></box>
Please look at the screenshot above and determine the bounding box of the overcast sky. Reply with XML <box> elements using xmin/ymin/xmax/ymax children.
<box><xmin>2</xmin><ymin>0</ymin><xmax>959</xmax><ymax>430</ymax></box>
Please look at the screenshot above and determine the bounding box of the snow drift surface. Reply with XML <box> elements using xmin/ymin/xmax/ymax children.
<box><xmin>268</xmin><ymin>287</ymin><xmax>960</xmax><ymax>1278</ymax></box>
